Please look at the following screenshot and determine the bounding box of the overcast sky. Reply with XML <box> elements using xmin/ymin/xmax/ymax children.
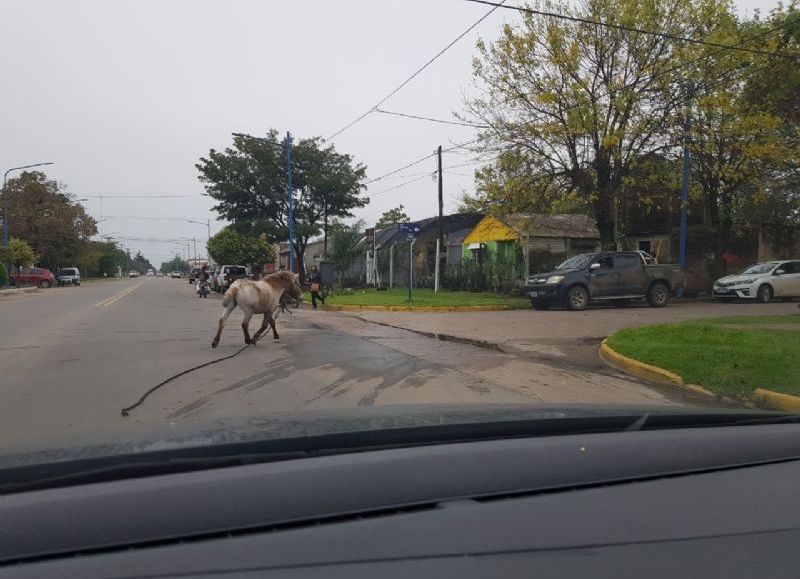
<box><xmin>0</xmin><ymin>0</ymin><xmax>779</xmax><ymax>266</ymax></box>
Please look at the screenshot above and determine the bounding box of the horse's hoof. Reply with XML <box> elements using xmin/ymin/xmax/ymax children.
<box><xmin>211</xmin><ymin>342</ymin><xmax>218</xmax><ymax>349</ymax></box>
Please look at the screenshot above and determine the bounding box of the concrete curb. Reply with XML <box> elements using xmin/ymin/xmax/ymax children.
<box><xmin>599</xmin><ymin>339</ymin><xmax>715</xmax><ymax>398</ymax></box>
<box><xmin>754</xmin><ymin>388</ymin><xmax>800</xmax><ymax>413</ymax></box>
<box><xmin>323</xmin><ymin>304</ymin><xmax>522</xmax><ymax>313</ymax></box>
<box><xmin>0</xmin><ymin>287</ymin><xmax>41</xmax><ymax>296</ymax></box>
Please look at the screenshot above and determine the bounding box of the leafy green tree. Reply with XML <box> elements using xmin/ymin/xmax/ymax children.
<box><xmin>1</xmin><ymin>238</ymin><xmax>36</xmax><ymax>272</ymax></box>
<box><xmin>129</xmin><ymin>251</ymin><xmax>155</xmax><ymax>274</ymax></box>
<box><xmin>376</xmin><ymin>205</ymin><xmax>411</xmax><ymax>227</ymax></box>
<box><xmin>207</xmin><ymin>226</ymin><xmax>276</xmax><ymax>269</ymax></box>
<box><xmin>5</xmin><ymin>171</ymin><xmax>97</xmax><ymax>268</ymax></box>
<box><xmin>466</xmin><ymin>0</ymin><xmax>724</xmax><ymax>247</ymax></box>
<box><xmin>160</xmin><ymin>254</ymin><xmax>189</xmax><ymax>274</ymax></box>
<box><xmin>329</xmin><ymin>219</ymin><xmax>364</xmax><ymax>285</ymax></box>
<box><xmin>196</xmin><ymin>130</ymin><xmax>368</xmax><ymax>280</ymax></box>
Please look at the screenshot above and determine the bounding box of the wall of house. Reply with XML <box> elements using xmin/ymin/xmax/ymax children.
<box><xmin>759</xmin><ymin>225</ymin><xmax>800</xmax><ymax>262</ymax></box>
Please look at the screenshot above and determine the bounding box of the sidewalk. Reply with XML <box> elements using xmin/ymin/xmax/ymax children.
<box><xmin>0</xmin><ymin>287</ymin><xmax>40</xmax><ymax>297</ymax></box>
<box><xmin>353</xmin><ymin>300</ymin><xmax>800</xmax><ymax>371</ymax></box>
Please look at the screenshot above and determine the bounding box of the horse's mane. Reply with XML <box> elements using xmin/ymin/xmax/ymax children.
<box><xmin>265</xmin><ymin>271</ymin><xmax>298</xmax><ymax>286</ymax></box>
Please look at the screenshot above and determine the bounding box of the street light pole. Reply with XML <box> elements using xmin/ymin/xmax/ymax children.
<box><xmin>232</xmin><ymin>131</ymin><xmax>295</xmax><ymax>273</ymax></box>
<box><xmin>286</xmin><ymin>131</ymin><xmax>294</xmax><ymax>273</ymax></box>
<box><xmin>3</xmin><ymin>162</ymin><xmax>54</xmax><ymax>285</ymax></box>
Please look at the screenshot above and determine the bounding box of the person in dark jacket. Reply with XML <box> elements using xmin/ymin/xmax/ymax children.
<box><xmin>309</xmin><ymin>265</ymin><xmax>325</xmax><ymax>309</ymax></box>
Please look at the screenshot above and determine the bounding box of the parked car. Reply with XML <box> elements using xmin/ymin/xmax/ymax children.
<box><xmin>10</xmin><ymin>267</ymin><xmax>56</xmax><ymax>288</ymax></box>
<box><xmin>57</xmin><ymin>267</ymin><xmax>81</xmax><ymax>286</ymax></box>
<box><xmin>188</xmin><ymin>268</ymin><xmax>201</xmax><ymax>284</ymax></box>
<box><xmin>170</xmin><ymin>271</ymin><xmax>183</xmax><ymax>279</ymax></box>
<box><xmin>213</xmin><ymin>265</ymin><xmax>248</xmax><ymax>292</ymax></box>
<box><xmin>713</xmin><ymin>260</ymin><xmax>800</xmax><ymax>303</ymax></box>
<box><xmin>129</xmin><ymin>270</ymin><xmax>140</xmax><ymax>278</ymax></box>
<box><xmin>525</xmin><ymin>251</ymin><xmax>684</xmax><ymax>311</ymax></box>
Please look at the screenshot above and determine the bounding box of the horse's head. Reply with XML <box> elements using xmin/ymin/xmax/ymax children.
<box><xmin>288</xmin><ymin>272</ymin><xmax>303</xmax><ymax>303</ymax></box>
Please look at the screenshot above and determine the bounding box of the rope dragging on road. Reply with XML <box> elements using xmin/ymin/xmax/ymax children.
<box><xmin>120</xmin><ymin>344</ymin><xmax>251</xmax><ymax>417</ymax></box>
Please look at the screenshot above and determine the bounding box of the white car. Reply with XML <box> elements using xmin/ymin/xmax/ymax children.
<box><xmin>712</xmin><ymin>260</ymin><xmax>800</xmax><ymax>302</ymax></box>
<box><xmin>129</xmin><ymin>270</ymin><xmax>140</xmax><ymax>278</ymax></box>
<box><xmin>170</xmin><ymin>271</ymin><xmax>183</xmax><ymax>279</ymax></box>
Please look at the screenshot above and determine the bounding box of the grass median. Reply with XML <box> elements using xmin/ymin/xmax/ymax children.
<box><xmin>606</xmin><ymin>315</ymin><xmax>800</xmax><ymax>397</ymax></box>
<box><xmin>319</xmin><ymin>288</ymin><xmax>529</xmax><ymax>309</ymax></box>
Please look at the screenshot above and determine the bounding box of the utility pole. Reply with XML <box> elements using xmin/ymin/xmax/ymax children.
<box><xmin>678</xmin><ymin>84</ymin><xmax>693</xmax><ymax>297</ymax></box>
<box><xmin>436</xmin><ymin>145</ymin><xmax>443</xmax><ymax>293</ymax></box>
<box><xmin>193</xmin><ymin>237</ymin><xmax>197</xmax><ymax>265</ymax></box>
<box><xmin>284</xmin><ymin>131</ymin><xmax>297</xmax><ymax>274</ymax></box>
<box><xmin>207</xmin><ymin>218</ymin><xmax>211</xmax><ymax>262</ymax></box>
<box><xmin>323</xmin><ymin>200</ymin><xmax>328</xmax><ymax>259</ymax></box>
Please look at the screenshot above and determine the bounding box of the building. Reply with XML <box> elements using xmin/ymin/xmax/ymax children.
<box><xmin>462</xmin><ymin>213</ymin><xmax>600</xmax><ymax>274</ymax></box>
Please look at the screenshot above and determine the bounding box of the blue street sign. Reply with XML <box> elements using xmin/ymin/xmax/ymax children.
<box><xmin>398</xmin><ymin>222</ymin><xmax>420</xmax><ymax>236</ymax></box>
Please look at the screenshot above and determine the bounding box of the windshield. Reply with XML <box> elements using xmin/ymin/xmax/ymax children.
<box><xmin>741</xmin><ymin>263</ymin><xmax>777</xmax><ymax>275</ymax></box>
<box><xmin>556</xmin><ymin>254</ymin><xmax>596</xmax><ymax>270</ymax></box>
<box><xmin>1</xmin><ymin>0</ymin><xmax>797</xmax><ymax>478</ymax></box>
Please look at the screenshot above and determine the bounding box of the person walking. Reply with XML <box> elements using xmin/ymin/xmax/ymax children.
<box><xmin>309</xmin><ymin>265</ymin><xmax>325</xmax><ymax>309</ymax></box>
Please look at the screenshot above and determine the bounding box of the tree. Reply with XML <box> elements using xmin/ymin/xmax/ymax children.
<box><xmin>1</xmin><ymin>237</ymin><xmax>36</xmax><ymax>272</ymax></box>
<box><xmin>196</xmin><ymin>130</ymin><xmax>368</xmax><ymax>281</ymax></box>
<box><xmin>5</xmin><ymin>171</ymin><xmax>97</xmax><ymax>268</ymax></box>
<box><xmin>329</xmin><ymin>219</ymin><xmax>364</xmax><ymax>285</ymax></box>
<box><xmin>130</xmin><ymin>251</ymin><xmax>155</xmax><ymax>274</ymax></box>
<box><xmin>160</xmin><ymin>254</ymin><xmax>189</xmax><ymax>274</ymax></box>
<box><xmin>466</xmin><ymin>0</ymin><xmax>723</xmax><ymax>247</ymax></box>
<box><xmin>376</xmin><ymin>205</ymin><xmax>411</xmax><ymax>227</ymax></box>
<box><xmin>207</xmin><ymin>226</ymin><xmax>276</xmax><ymax>269</ymax></box>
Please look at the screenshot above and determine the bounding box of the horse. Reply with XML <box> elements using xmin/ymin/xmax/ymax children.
<box><xmin>211</xmin><ymin>271</ymin><xmax>303</xmax><ymax>348</ymax></box>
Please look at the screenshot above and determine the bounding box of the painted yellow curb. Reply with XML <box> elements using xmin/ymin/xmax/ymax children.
<box><xmin>754</xmin><ymin>388</ymin><xmax>800</xmax><ymax>413</ymax></box>
<box><xmin>322</xmin><ymin>304</ymin><xmax>520</xmax><ymax>312</ymax></box>
<box><xmin>599</xmin><ymin>339</ymin><xmax>714</xmax><ymax>397</ymax></box>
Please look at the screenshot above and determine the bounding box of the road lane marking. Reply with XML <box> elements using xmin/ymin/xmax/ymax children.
<box><xmin>95</xmin><ymin>284</ymin><xmax>140</xmax><ymax>307</ymax></box>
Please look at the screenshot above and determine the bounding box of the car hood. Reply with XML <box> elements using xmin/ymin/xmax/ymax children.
<box><xmin>716</xmin><ymin>273</ymin><xmax>766</xmax><ymax>284</ymax></box>
<box><xmin>527</xmin><ymin>268</ymin><xmax>580</xmax><ymax>283</ymax></box>
<box><xmin>0</xmin><ymin>403</ymin><xmax>768</xmax><ymax>469</ymax></box>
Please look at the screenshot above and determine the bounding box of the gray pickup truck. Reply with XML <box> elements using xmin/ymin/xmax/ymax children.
<box><xmin>525</xmin><ymin>251</ymin><xmax>684</xmax><ymax>311</ymax></box>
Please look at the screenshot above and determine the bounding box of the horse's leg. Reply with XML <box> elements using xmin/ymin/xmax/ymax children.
<box><xmin>241</xmin><ymin>310</ymin><xmax>254</xmax><ymax>344</ymax></box>
<box><xmin>251</xmin><ymin>313</ymin><xmax>270</xmax><ymax>344</ymax></box>
<box><xmin>211</xmin><ymin>302</ymin><xmax>236</xmax><ymax>348</ymax></box>
<box><xmin>269</xmin><ymin>312</ymin><xmax>280</xmax><ymax>340</ymax></box>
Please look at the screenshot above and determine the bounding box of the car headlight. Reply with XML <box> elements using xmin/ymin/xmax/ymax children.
<box><xmin>736</xmin><ymin>278</ymin><xmax>755</xmax><ymax>285</ymax></box>
<box><xmin>545</xmin><ymin>275</ymin><xmax>566</xmax><ymax>284</ymax></box>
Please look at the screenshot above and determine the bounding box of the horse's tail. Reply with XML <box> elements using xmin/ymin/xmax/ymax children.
<box><xmin>222</xmin><ymin>282</ymin><xmax>239</xmax><ymax>309</ymax></box>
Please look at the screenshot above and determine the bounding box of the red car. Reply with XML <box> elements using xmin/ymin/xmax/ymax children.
<box><xmin>10</xmin><ymin>267</ymin><xmax>56</xmax><ymax>288</ymax></box>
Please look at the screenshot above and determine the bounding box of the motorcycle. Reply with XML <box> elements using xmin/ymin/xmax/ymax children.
<box><xmin>197</xmin><ymin>280</ymin><xmax>211</xmax><ymax>298</ymax></box>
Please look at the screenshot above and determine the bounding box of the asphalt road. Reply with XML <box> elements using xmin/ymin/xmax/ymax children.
<box><xmin>0</xmin><ymin>277</ymin><xmax>683</xmax><ymax>455</ymax></box>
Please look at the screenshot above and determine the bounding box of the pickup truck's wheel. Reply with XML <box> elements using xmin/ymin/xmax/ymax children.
<box><xmin>565</xmin><ymin>285</ymin><xmax>588</xmax><ymax>311</ymax></box>
<box><xmin>757</xmin><ymin>284</ymin><xmax>773</xmax><ymax>303</ymax></box>
<box><xmin>646</xmin><ymin>282</ymin><xmax>669</xmax><ymax>307</ymax></box>
<box><xmin>531</xmin><ymin>300</ymin><xmax>550</xmax><ymax>310</ymax></box>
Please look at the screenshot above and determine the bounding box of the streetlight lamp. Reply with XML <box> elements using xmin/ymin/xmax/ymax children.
<box><xmin>185</xmin><ymin>218</ymin><xmax>212</xmax><ymax>263</ymax></box>
<box><xmin>3</xmin><ymin>162</ymin><xmax>54</xmax><ymax>286</ymax></box>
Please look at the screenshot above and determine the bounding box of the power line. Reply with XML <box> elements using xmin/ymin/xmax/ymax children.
<box><xmin>365</xmin><ymin>138</ymin><xmax>481</xmax><ymax>185</ymax></box>
<box><xmin>80</xmin><ymin>194</ymin><xmax>207</xmax><ymax>198</ymax></box>
<box><xmin>366</xmin><ymin>152</ymin><xmax>436</xmax><ymax>184</ymax></box>
<box><xmin>325</xmin><ymin>0</ymin><xmax>508</xmax><ymax>141</ymax></box>
<box><xmin>368</xmin><ymin>172</ymin><xmax>435</xmax><ymax>198</ymax></box>
<box><xmin>375</xmin><ymin>108</ymin><xmax>489</xmax><ymax>128</ymax></box>
<box><xmin>466</xmin><ymin>0</ymin><xmax>800</xmax><ymax>61</ymax></box>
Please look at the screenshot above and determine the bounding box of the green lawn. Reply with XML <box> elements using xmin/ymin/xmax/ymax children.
<box><xmin>318</xmin><ymin>288</ymin><xmax>529</xmax><ymax>308</ymax></box>
<box><xmin>607</xmin><ymin>315</ymin><xmax>800</xmax><ymax>397</ymax></box>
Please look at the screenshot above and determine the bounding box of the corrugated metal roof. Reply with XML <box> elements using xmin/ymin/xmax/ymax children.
<box><xmin>503</xmin><ymin>213</ymin><xmax>599</xmax><ymax>239</ymax></box>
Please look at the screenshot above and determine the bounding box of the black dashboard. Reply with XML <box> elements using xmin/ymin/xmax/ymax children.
<box><xmin>3</xmin><ymin>422</ymin><xmax>800</xmax><ymax>577</ymax></box>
